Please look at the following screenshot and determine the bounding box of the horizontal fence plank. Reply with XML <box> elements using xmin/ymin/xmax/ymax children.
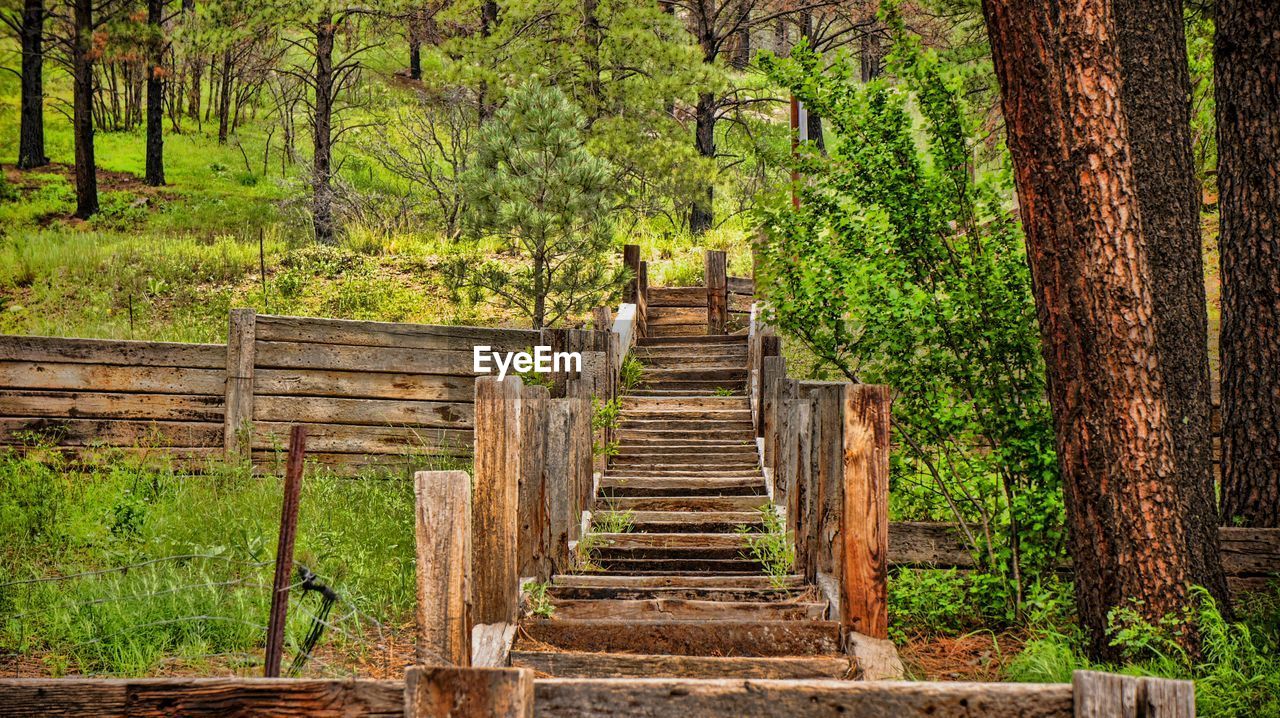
<box><xmin>253</xmin><ymin>450</ymin><xmax>471</xmax><ymax>472</ymax></box>
<box><xmin>255</xmin><ymin>341</ymin><xmax>477</xmax><ymax>376</ymax></box>
<box><xmin>0</xmin><ymin>390</ymin><xmax>224</xmax><ymax>422</ymax></box>
<box><xmin>648</xmin><ymin>287</ymin><xmax>707</xmax><ymax>308</ymax></box>
<box><xmin>0</xmin><ymin>362</ymin><xmax>226</xmax><ymax>396</ymax></box>
<box><xmin>646</xmin><ymin>307</ymin><xmax>708</xmax><ymax>326</ymax></box>
<box><xmin>534</xmin><ymin>679</ymin><xmax>1074</xmax><ymax>718</ymax></box>
<box><xmin>255</xmin><ymin>395</ymin><xmax>474</xmax><ymax>429</ymax></box>
<box><xmin>253</xmin><ymin>422</ymin><xmax>471</xmax><ymax>455</ymax></box>
<box><xmin>727</xmin><ymin>276</ymin><xmax>754</xmax><ymax>294</ymax></box>
<box><xmin>255</xmin><ymin>368</ymin><xmax>475</xmax><ymax>403</ymax></box>
<box><xmin>0</xmin><ymin>678</ymin><xmax>402</xmax><ymax>718</ymax></box>
<box><xmin>1220</xmin><ymin>526</ymin><xmax>1280</xmax><ymax>576</ymax></box>
<box><xmin>0</xmin><ymin>335</ymin><xmax>224</xmax><ymax>368</ymax></box>
<box><xmin>0</xmin><ymin>417</ymin><xmax>223</xmax><ymax>448</ymax></box>
<box><xmin>256</xmin><ymin>315</ymin><xmax>539</xmax><ymax>352</ymax></box>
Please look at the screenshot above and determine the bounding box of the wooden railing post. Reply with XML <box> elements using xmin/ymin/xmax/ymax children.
<box><xmin>543</xmin><ymin>398</ymin><xmax>574</xmax><ymax>573</ymax></box>
<box><xmin>224</xmin><ymin>308</ymin><xmax>256</xmax><ymax>457</ymax></box>
<box><xmin>705</xmin><ymin>249</ymin><xmax>728</xmax><ymax>335</ymax></box>
<box><xmin>517</xmin><ymin>386</ymin><xmax>551</xmax><ymax>582</ymax></box>
<box><xmin>623</xmin><ymin>244</ymin><xmax>641</xmax><ymax>303</ymax></box>
<box><xmin>636</xmin><ymin>261</ymin><xmax>649</xmax><ymax>339</ymax></box>
<box><xmin>761</xmin><ymin>355</ymin><xmax>786</xmax><ymax>469</ymax></box>
<box><xmin>472</xmin><ymin>376</ymin><xmax>523</xmax><ymax>633</ymax></box>
<box><xmin>405</xmin><ymin>667</ymin><xmax>533</xmax><ymax>718</ymax></box>
<box><xmin>756</xmin><ymin>334</ymin><xmax>780</xmax><ymax>437</ymax></box>
<box><xmin>839</xmin><ymin>383</ymin><xmax>890</xmax><ymax>640</ymax></box>
<box><xmin>414</xmin><ymin>470</ymin><xmax>472</xmax><ymax>666</ymax></box>
<box><xmin>569</xmin><ymin>395</ymin><xmax>593</xmax><ymax>543</ymax></box>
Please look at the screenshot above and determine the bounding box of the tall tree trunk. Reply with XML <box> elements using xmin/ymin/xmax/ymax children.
<box><xmin>731</xmin><ymin>1</ymin><xmax>751</xmax><ymax>69</ymax></box>
<box><xmin>806</xmin><ymin>110</ymin><xmax>825</xmax><ymax>155</ymax></box>
<box><xmin>1217</xmin><ymin>0</ymin><xmax>1280</xmax><ymax>527</ymax></box>
<box><xmin>583</xmin><ymin>0</ymin><xmax>602</xmax><ymax>121</ymax></box>
<box><xmin>982</xmin><ymin>0</ymin><xmax>1198</xmax><ymax>660</ymax></box>
<box><xmin>72</xmin><ymin>0</ymin><xmax>98</xmax><ymax>218</ymax></box>
<box><xmin>1111</xmin><ymin>0</ymin><xmax>1230</xmax><ymax>609</ymax></box>
<box><xmin>690</xmin><ymin>92</ymin><xmax>716</xmax><ymax>234</ymax></box>
<box><xmin>145</xmin><ymin>0</ymin><xmax>166</xmax><ymax>186</ymax></box>
<box><xmin>217</xmin><ymin>48</ymin><xmax>232</xmax><ymax>144</ymax></box>
<box><xmin>312</xmin><ymin>16</ymin><xmax>336</xmax><ymax>244</ymax></box>
<box><xmin>477</xmin><ymin>0</ymin><xmax>498</xmax><ymax>119</ymax></box>
<box><xmin>409</xmin><ymin>38</ymin><xmax>421</xmax><ymax>79</ymax></box>
<box><xmin>860</xmin><ymin>24</ymin><xmax>882</xmax><ymax>82</ymax></box>
<box><xmin>18</xmin><ymin>0</ymin><xmax>48</xmax><ymax>169</ymax></box>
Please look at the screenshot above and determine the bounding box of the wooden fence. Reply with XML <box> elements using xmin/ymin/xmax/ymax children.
<box><xmin>0</xmin><ymin>668</ymin><xmax>1194</xmax><ymax>716</ymax></box>
<box><xmin>0</xmin><ymin>312</ymin><xmax>542</xmax><ymax>470</ymax></box>
<box><xmin>621</xmin><ymin>245</ymin><xmax>753</xmax><ymax>337</ymax></box>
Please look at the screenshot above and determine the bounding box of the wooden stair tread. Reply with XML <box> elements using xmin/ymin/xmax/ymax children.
<box><xmin>519</xmin><ymin>619</ymin><xmax>842</xmax><ymax>656</ymax></box>
<box><xmin>548</xmin><ymin>585</ymin><xmax>805</xmax><ymax>602</ymax></box>
<box><xmin>512</xmin><ymin>651</ymin><xmax>853</xmax><ymax>679</ymax></box>
<box><xmin>545</xmin><ymin>598</ymin><xmax>826</xmax><ymax>621</ymax></box>
<box><xmin>552</xmin><ymin>574</ymin><xmax>803</xmax><ymax>589</ymax></box>
<box><xmin>594</xmin><ymin>496</ymin><xmax>773</xmax><ymax>511</ymax></box>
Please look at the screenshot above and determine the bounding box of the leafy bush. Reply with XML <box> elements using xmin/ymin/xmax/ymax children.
<box><xmin>757</xmin><ymin>29</ymin><xmax>1060</xmax><ymax>620</ymax></box>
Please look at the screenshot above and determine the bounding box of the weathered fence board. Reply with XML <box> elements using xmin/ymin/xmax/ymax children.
<box><xmin>253</xmin><ymin>368</ymin><xmax>475</xmax><ymax>403</ymax></box>
<box><xmin>256</xmin><ymin>314</ymin><xmax>538</xmax><ymax>351</ymax></box>
<box><xmin>0</xmin><ymin>335</ymin><xmax>224</xmax><ymax>367</ymax></box>
<box><xmin>405</xmin><ymin>667</ymin><xmax>533</xmax><ymax>718</ymax></box>
<box><xmin>0</xmin><ymin>361</ymin><xmax>226</xmax><ymax>395</ymax></box>
<box><xmin>414</xmin><ymin>470</ymin><xmax>472</xmax><ymax>666</ymax></box>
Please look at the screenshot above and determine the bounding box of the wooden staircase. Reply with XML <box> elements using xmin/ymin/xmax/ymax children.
<box><xmin>512</xmin><ymin>331</ymin><xmax>856</xmax><ymax>680</ymax></box>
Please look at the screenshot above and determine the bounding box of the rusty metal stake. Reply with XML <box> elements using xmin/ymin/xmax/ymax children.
<box><xmin>264</xmin><ymin>425</ymin><xmax>306</xmax><ymax>677</ymax></box>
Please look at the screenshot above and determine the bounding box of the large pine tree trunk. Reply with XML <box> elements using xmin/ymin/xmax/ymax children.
<box><xmin>982</xmin><ymin>0</ymin><xmax>1198</xmax><ymax>660</ymax></box>
<box><xmin>1217</xmin><ymin>0</ymin><xmax>1280</xmax><ymax>527</ymax></box>
<box><xmin>690</xmin><ymin>92</ymin><xmax>716</xmax><ymax>234</ymax></box>
<box><xmin>72</xmin><ymin>0</ymin><xmax>98</xmax><ymax>218</ymax></box>
<box><xmin>1112</xmin><ymin>0</ymin><xmax>1229</xmax><ymax>609</ymax></box>
<box><xmin>18</xmin><ymin>0</ymin><xmax>48</xmax><ymax>169</ymax></box>
<box><xmin>145</xmin><ymin>0</ymin><xmax>166</xmax><ymax>186</ymax></box>
<box><xmin>312</xmin><ymin>16</ymin><xmax>336</xmax><ymax>244</ymax></box>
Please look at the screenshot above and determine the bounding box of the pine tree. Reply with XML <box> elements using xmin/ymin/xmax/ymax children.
<box><xmin>456</xmin><ymin>82</ymin><xmax>621</xmax><ymax>328</ymax></box>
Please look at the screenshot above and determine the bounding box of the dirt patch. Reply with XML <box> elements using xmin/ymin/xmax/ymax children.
<box><xmin>897</xmin><ymin>631</ymin><xmax>1025</xmax><ymax>682</ymax></box>
<box><xmin>4</xmin><ymin>163</ymin><xmax>170</xmax><ymax>197</ymax></box>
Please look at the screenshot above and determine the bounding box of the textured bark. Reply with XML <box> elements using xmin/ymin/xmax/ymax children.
<box><xmin>17</xmin><ymin>0</ymin><xmax>48</xmax><ymax>169</ymax></box>
<box><xmin>312</xmin><ymin>17</ymin><xmax>336</xmax><ymax>244</ymax></box>
<box><xmin>860</xmin><ymin>24</ymin><xmax>882</xmax><ymax>82</ymax></box>
<box><xmin>72</xmin><ymin>0</ymin><xmax>98</xmax><ymax>218</ymax></box>
<box><xmin>690</xmin><ymin>93</ymin><xmax>716</xmax><ymax>234</ymax></box>
<box><xmin>216</xmin><ymin>49</ymin><xmax>232</xmax><ymax>144</ymax></box>
<box><xmin>1112</xmin><ymin>0</ymin><xmax>1229</xmax><ymax>608</ymax></box>
<box><xmin>1217</xmin><ymin>0</ymin><xmax>1280</xmax><ymax>527</ymax></box>
<box><xmin>145</xmin><ymin>0</ymin><xmax>166</xmax><ymax>186</ymax></box>
<box><xmin>981</xmin><ymin>0</ymin><xmax>1196</xmax><ymax>659</ymax></box>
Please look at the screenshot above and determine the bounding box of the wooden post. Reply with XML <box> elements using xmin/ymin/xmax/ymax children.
<box><xmin>636</xmin><ymin>261</ymin><xmax>649</xmax><ymax>339</ymax></box>
<box><xmin>544</xmin><ymin>399</ymin><xmax>574</xmax><ymax>572</ymax></box>
<box><xmin>791</xmin><ymin>395</ymin><xmax>814</xmax><ymax>575</ymax></box>
<box><xmin>224</xmin><ymin>308</ymin><xmax>256</xmax><ymax>457</ymax></box>
<box><xmin>405</xmin><ymin>667</ymin><xmax>534</xmax><ymax>718</ymax></box>
<box><xmin>568</xmin><ymin>395</ymin><xmax>593</xmax><ymax>543</ymax></box>
<box><xmin>807</xmin><ymin>383</ymin><xmax>843</xmax><ymax>587</ymax></box>
<box><xmin>839</xmin><ymin>384</ymin><xmax>890</xmax><ymax>640</ymax></box>
<box><xmin>756</xmin><ymin>334</ymin><xmax>780</xmax><ymax>437</ymax></box>
<box><xmin>622</xmin><ymin>244</ymin><xmax>641</xmax><ymax>303</ymax></box>
<box><xmin>414</xmin><ymin>470</ymin><xmax>472</xmax><ymax>666</ymax></box>
<box><xmin>761</xmin><ymin>355</ymin><xmax>786</xmax><ymax>468</ymax></box>
<box><xmin>517</xmin><ymin>386</ymin><xmax>551</xmax><ymax>581</ymax></box>
<box><xmin>1072</xmin><ymin>670</ymin><xmax>1195</xmax><ymax>717</ymax></box>
<box><xmin>264</xmin><ymin>426</ymin><xmax>305</xmax><ymax>678</ymax></box>
<box><xmin>705</xmin><ymin>250</ymin><xmax>728</xmax><ymax>335</ymax></box>
<box><xmin>472</xmin><ymin>376</ymin><xmax>522</xmax><ymax>626</ymax></box>
<box><xmin>773</xmin><ymin>379</ymin><xmax>799</xmax><ymax>510</ymax></box>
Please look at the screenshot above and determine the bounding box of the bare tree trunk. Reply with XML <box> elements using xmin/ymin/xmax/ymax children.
<box><xmin>1217</xmin><ymin>0</ymin><xmax>1280</xmax><ymax>527</ymax></box>
<box><xmin>18</xmin><ymin>0</ymin><xmax>48</xmax><ymax>169</ymax></box>
<box><xmin>860</xmin><ymin>24</ymin><xmax>882</xmax><ymax>82</ymax></box>
<box><xmin>312</xmin><ymin>15</ymin><xmax>336</xmax><ymax>244</ymax></box>
<box><xmin>217</xmin><ymin>48</ymin><xmax>232</xmax><ymax>143</ymax></box>
<box><xmin>731</xmin><ymin>0</ymin><xmax>751</xmax><ymax>69</ymax></box>
<box><xmin>477</xmin><ymin>0</ymin><xmax>498</xmax><ymax>119</ymax></box>
<box><xmin>690</xmin><ymin>92</ymin><xmax>716</xmax><ymax>233</ymax></box>
<box><xmin>145</xmin><ymin>0</ymin><xmax>166</xmax><ymax>186</ymax></box>
<box><xmin>1111</xmin><ymin>0</ymin><xmax>1230</xmax><ymax>610</ymax></box>
<box><xmin>982</xmin><ymin>0</ymin><xmax>1199</xmax><ymax>660</ymax></box>
<box><xmin>72</xmin><ymin>0</ymin><xmax>98</xmax><ymax>218</ymax></box>
<box><xmin>583</xmin><ymin>0</ymin><xmax>602</xmax><ymax>121</ymax></box>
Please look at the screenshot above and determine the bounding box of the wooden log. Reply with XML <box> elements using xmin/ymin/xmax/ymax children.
<box><xmin>255</xmin><ymin>395</ymin><xmax>473</xmax><ymax>429</ymax></box>
<box><xmin>0</xmin><ymin>390</ymin><xmax>224</xmax><ymax>422</ymax></box>
<box><xmin>518</xmin><ymin>386</ymin><xmax>552</xmax><ymax>581</ymax></box>
<box><xmin>0</xmin><ymin>417</ymin><xmax>222</xmax><ymax>448</ymax></box>
<box><xmin>1072</xmin><ymin>670</ymin><xmax>1194</xmax><ymax>718</ymax></box>
<box><xmin>705</xmin><ymin>250</ymin><xmax>728</xmax><ymax>335</ymax></box>
<box><xmin>0</xmin><ymin>677</ymin><xmax>403</xmax><ymax>717</ymax></box>
<box><xmin>224</xmin><ymin>308</ymin><xmax>256</xmax><ymax>456</ymax></box>
<box><xmin>255</xmin><ymin>314</ymin><xmax>537</xmax><ymax>351</ymax></box>
<box><xmin>840</xmin><ymin>384</ymin><xmax>891</xmax><ymax>640</ymax></box>
<box><xmin>0</xmin><ymin>335</ymin><xmax>224</xmax><ymax>368</ymax></box>
<box><xmin>472</xmin><ymin>376</ymin><xmax>523</xmax><ymax>625</ymax></box>
<box><xmin>544</xmin><ymin>399</ymin><xmax>574</xmax><ymax>573</ymax></box>
<box><xmin>0</xmin><ymin>361</ymin><xmax>226</xmax><ymax>396</ymax></box>
<box><xmin>404</xmin><ymin>666</ymin><xmax>533</xmax><ymax>718</ymax></box>
<box><xmin>414</xmin><ymin>470</ymin><xmax>473</xmax><ymax>667</ymax></box>
<box><xmin>255</xmin><ymin>341</ymin><xmax>476</xmax><ymax>376</ymax></box>
<box><xmin>534</xmin><ymin>679</ymin><xmax>1074</xmax><ymax>718</ymax></box>
<box><xmin>623</xmin><ymin>244</ymin><xmax>641</xmax><ymax>303</ymax></box>
<box><xmin>255</xmin><ymin>368</ymin><xmax>475</xmax><ymax>403</ymax></box>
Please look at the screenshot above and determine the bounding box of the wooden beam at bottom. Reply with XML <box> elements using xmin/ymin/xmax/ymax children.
<box><xmin>405</xmin><ymin>666</ymin><xmax>533</xmax><ymax>718</ymax></box>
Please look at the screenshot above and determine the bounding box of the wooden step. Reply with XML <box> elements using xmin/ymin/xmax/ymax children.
<box><xmin>621</xmin><ymin>396</ymin><xmax>747</xmax><ymax>410</ymax></box>
<box><xmin>551</xmin><ymin>574</ymin><xmax>803</xmax><ymax>590</ymax></box>
<box><xmin>612</xmin><ymin>446</ymin><xmax>758</xmax><ymax>458</ymax></box>
<box><xmin>617</xmin><ymin>429</ymin><xmax>757</xmax><ymax>442</ymax></box>
<box><xmin>600</xmin><ymin>478</ymin><xmax>765</xmax><ymax>497</ymax></box>
<box><xmin>604</xmin><ymin>466</ymin><xmax>763</xmax><ymax>477</ymax></box>
<box><xmin>591</xmin><ymin>558</ymin><xmax>764</xmax><ymax>572</ymax></box>
<box><xmin>591</xmin><ymin>533</ymin><xmax>751</xmax><ymax>549</ymax></box>
<box><xmin>594</xmin><ymin>496</ymin><xmax>773</xmax><ymax>512</ymax></box>
<box><xmin>513</xmin><ymin>651</ymin><xmax>853</xmax><ymax>679</ymax></box>
<box><xmin>547</xmin><ymin>584</ymin><xmax>804</xmax><ymax>602</ymax></box>
<box><xmin>633</xmin><ymin>382</ymin><xmax>748</xmax><ymax>393</ymax></box>
<box><xmin>640</xmin><ymin>368</ymin><xmax>747</xmax><ymax>381</ymax></box>
<box><xmin>611</xmin><ymin>510</ymin><xmax>764</xmax><ymax>533</ymax></box>
<box><xmin>543</xmin><ymin>598</ymin><xmax>826</xmax><ymax>622</ymax></box>
<box><xmin>628</xmin><ymin>389</ymin><xmax>747</xmax><ymax>397</ymax></box>
<box><xmin>518</xmin><ymin>619</ymin><xmax>842</xmax><ymax>656</ymax></box>
<box><xmin>637</xmin><ymin>335</ymin><xmax>747</xmax><ymax>346</ymax></box>
<box><xmin>638</xmin><ymin>356</ymin><xmax>748</xmax><ymax>369</ymax></box>
<box><xmin>620</xmin><ymin>409</ymin><xmax>752</xmax><ymax>422</ymax></box>
<box><xmin>646</xmin><ymin>287</ymin><xmax>708</xmax><ymax>307</ymax></box>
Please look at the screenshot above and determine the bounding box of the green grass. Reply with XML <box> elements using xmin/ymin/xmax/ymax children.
<box><xmin>0</xmin><ymin>450</ymin><xmax>467</xmax><ymax>677</ymax></box>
